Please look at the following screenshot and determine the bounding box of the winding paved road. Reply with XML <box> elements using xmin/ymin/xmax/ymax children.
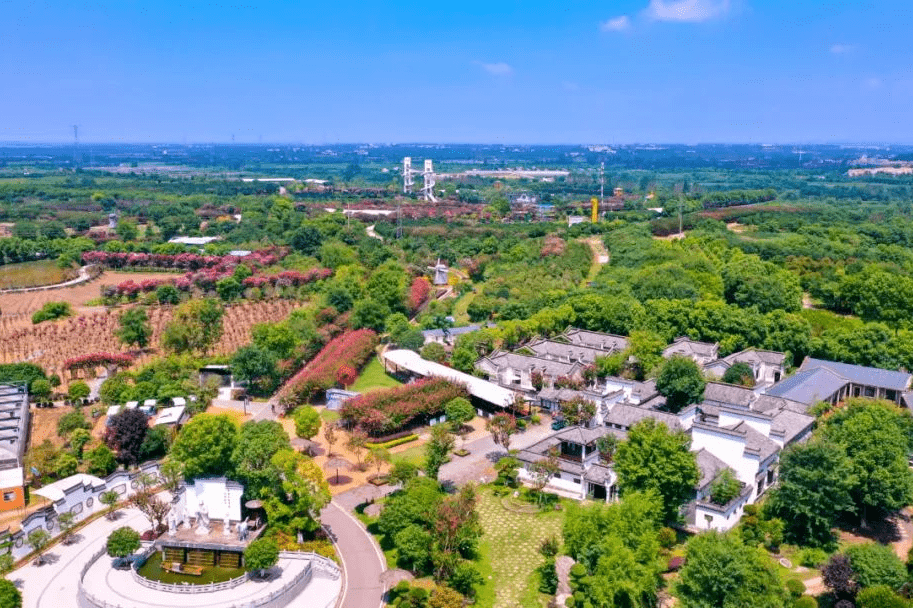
<box><xmin>321</xmin><ymin>501</ymin><xmax>386</xmax><ymax>608</ymax></box>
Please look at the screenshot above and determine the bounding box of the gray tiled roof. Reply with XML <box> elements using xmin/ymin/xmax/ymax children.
<box><xmin>751</xmin><ymin>394</ymin><xmax>809</xmax><ymax>415</ymax></box>
<box><xmin>560</xmin><ymin>328</ymin><xmax>629</xmax><ymax>353</ymax></box>
<box><xmin>727</xmin><ymin>421</ymin><xmax>779</xmax><ymax>462</ymax></box>
<box><xmin>554</xmin><ymin>425</ymin><xmax>609</xmax><ymax>446</ymax></box>
<box><xmin>525</xmin><ymin>339</ymin><xmax>607</xmax><ymax>364</ymax></box>
<box><xmin>480</xmin><ymin>351</ymin><xmax>581</xmax><ymax>377</ymax></box>
<box><xmin>771</xmin><ymin>409</ymin><xmax>815</xmax><ymax>445</ymax></box>
<box><xmin>695</xmin><ymin>448</ymin><xmax>730</xmax><ymax>490</ymax></box>
<box><xmin>663</xmin><ymin>337</ymin><xmax>718</xmax><ymax>359</ymax></box>
<box><xmin>723</xmin><ymin>348</ymin><xmax>787</xmax><ymax>367</ymax></box>
<box><xmin>766</xmin><ymin>367</ymin><xmax>847</xmax><ymax>405</ymax></box>
<box><xmin>604</xmin><ymin>404</ymin><xmax>681</xmax><ymax>430</ymax></box>
<box><xmin>703</xmin><ymin>382</ymin><xmax>756</xmax><ymax>409</ymax></box>
<box><xmin>800</xmin><ymin>357</ymin><xmax>912</xmax><ymax>392</ymax></box>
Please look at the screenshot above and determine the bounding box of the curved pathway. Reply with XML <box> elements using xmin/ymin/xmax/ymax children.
<box><xmin>321</xmin><ymin>500</ymin><xmax>386</xmax><ymax>608</ymax></box>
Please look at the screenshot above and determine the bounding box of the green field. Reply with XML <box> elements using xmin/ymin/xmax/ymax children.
<box><xmin>474</xmin><ymin>489</ymin><xmax>565</xmax><ymax>608</ymax></box>
<box><xmin>0</xmin><ymin>260</ymin><xmax>76</xmax><ymax>289</ymax></box>
<box><xmin>350</xmin><ymin>356</ymin><xmax>403</xmax><ymax>394</ymax></box>
<box><xmin>136</xmin><ymin>552</ymin><xmax>245</xmax><ymax>585</ymax></box>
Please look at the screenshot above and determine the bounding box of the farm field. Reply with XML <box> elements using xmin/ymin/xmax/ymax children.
<box><xmin>0</xmin><ymin>260</ymin><xmax>77</xmax><ymax>290</ymax></box>
<box><xmin>0</xmin><ymin>269</ymin><xmax>177</xmax><ymax>318</ymax></box>
<box><xmin>0</xmin><ymin>299</ymin><xmax>304</xmax><ymax>386</ymax></box>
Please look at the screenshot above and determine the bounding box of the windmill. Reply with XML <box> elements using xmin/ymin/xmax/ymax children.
<box><xmin>428</xmin><ymin>258</ymin><xmax>449</xmax><ymax>286</ymax></box>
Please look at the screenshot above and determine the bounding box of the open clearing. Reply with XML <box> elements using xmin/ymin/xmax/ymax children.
<box><xmin>0</xmin><ymin>260</ymin><xmax>77</xmax><ymax>290</ymax></box>
<box><xmin>0</xmin><ymin>270</ymin><xmax>177</xmax><ymax>318</ymax></box>
<box><xmin>475</xmin><ymin>489</ymin><xmax>564</xmax><ymax>608</ymax></box>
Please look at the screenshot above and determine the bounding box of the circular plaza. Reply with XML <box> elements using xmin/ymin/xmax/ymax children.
<box><xmin>79</xmin><ymin>546</ymin><xmax>341</xmax><ymax>608</ymax></box>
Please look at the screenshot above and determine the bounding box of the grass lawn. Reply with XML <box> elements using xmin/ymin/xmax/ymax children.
<box><xmin>350</xmin><ymin>356</ymin><xmax>402</xmax><ymax>394</ymax></box>
<box><xmin>389</xmin><ymin>443</ymin><xmax>427</xmax><ymax>467</ymax></box>
<box><xmin>320</xmin><ymin>409</ymin><xmax>340</xmax><ymax>423</ymax></box>
<box><xmin>0</xmin><ymin>259</ymin><xmax>76</xmax><ymax>289</ymax></box>
<box><xmin>451</xmin><ymin>291</ymin><xmax>475</xmax><ymax>326</ymax></box>
<box><xmin>474</xmin><ymin>488</ymin><xmax>565</xmax><ymax>608</ymax></box>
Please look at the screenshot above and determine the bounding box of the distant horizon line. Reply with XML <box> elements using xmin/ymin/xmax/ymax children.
<box><xmin>0</xmin><ymin>141</ymin><xmax>910</xmax><ymax>148</ymax></box>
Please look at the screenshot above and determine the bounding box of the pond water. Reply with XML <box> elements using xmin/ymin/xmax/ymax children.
<box><xmin>136</xmin><ymin>552</ymin><xmax>245</xmax><ymax>585</ymax></box>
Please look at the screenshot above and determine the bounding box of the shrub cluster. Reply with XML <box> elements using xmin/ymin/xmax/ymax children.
<box><xmin>341</xmin><ymin>378</ymin><xmax>467</xmax><ymax>436</ymax></box>
<box><xmin>278</xmin><ymin>329</ymin><xmax>377</xmax><ymax>406</ymax></box>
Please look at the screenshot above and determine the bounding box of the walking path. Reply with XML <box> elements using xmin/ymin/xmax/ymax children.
<box><xmin>321</xmin><ymin>500</ymin><xmax>386</xmax><ymax>608</ymax></box>
<box><xmin>12</xmin><ymin>505</ymin><xmax>150</xmax><ymax>608</ymax></box>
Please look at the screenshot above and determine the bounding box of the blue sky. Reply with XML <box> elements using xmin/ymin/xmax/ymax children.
<box><xmin>1</xmin><ymin>0</ymin><xmax>911</xmax><ymax>144</ymax></box>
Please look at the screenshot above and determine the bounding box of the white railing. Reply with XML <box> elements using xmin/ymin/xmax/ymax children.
<box><xmin>78</xmin><ymin>549</ymin><xmax>339</xmax><ymax>608</ymax></box>
<box><xmin>131</xmin><ymin>567</ymin><xmax>249</xmax><ymax>593</ymax></box>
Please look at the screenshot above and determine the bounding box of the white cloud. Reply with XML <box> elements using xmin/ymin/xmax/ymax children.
<box><xmin>600</xmin><ymin>15</ymin><xmax>631</xmax><ymax>32</ymax></box>
<box><xmin>645</xmin><ymin>0</ymin><xmax>730</xmax><ymax>22</ymax></box>
<box><xmin>478</xmin><ymin>62</ymin><xmax>513</xmax><ymax>76</ymax></box>
<box><xmin>830</xmin><ymin>43</ymin><xmax>856</xmax><ymax>54</ymax></box>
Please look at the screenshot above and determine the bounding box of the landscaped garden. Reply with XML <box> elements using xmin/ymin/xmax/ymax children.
<box><xmin>474</xmin><ymin>488</ymin><xmax>565</xmax><ymax>608</ymax></box>
<box><xmin>350</xmin><ymin>356</ymin><xmax>402</xmax><ymax>394</ymax></box>
<box><xmin>136</xmin><ymin>551</ymin><xmax>245</xmax><ymax>585</ymax></box>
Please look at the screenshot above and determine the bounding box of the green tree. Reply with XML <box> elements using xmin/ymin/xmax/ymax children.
<box><xmin>262</xmin><ymin>450</ymin><xmax>331</xmax><ymax>537</ymax></box>
<box><xmin>138</xmin><ymin>425</ymin><xmax>170</xmax><ymax>461</ymax></box>
<box><xmin>676</xmin><ymin>532</ymin><xmax>789</xmax><ymax>608</ymax></box>
<box><xmin>425</xmin><ymin>425</ymin><xmax>455</xmax><ymax>481</ymax></box>
<box><xmin>55</xmin><ymin>452</ymin><xmax>78</xmax><ymax>477</ymax></box>
<box><xmin>86</xmin><ymin>444</ymin><xmax>118</xmax><ymax>477</ymax></box>
<box><xmin>58</xmin><ymin>510</ymin><xmax>77</xmax><ymax>545</ymax></box>
<box><xmin>231</xmin><ymin>420</ymin><xmax>291</xmax><ymax>498</ymax></box>
<box><xmin>856</xmin><ymin>585</ymin><xmax>910</xmax><ymax>608</ymax></box>
<box><xmin>395</xmin><ymin>524</ymin><xmax>434</xmax><ymax>571</ymax></box>
<box><xmin>819</xmin><ymin>399</ymin><xmax>913</xmax><ymax>525</ymax></box>
<box><xmin>231</xmin><ymin>344</ymin><xmax>278</xmax><ymax>395</ymax></box>
<box><xmin>161</xmin><ymin>298</ymin><xmax>224</xmax><ymax>354</ymax></box>
<box><xmin>562</xmin><ymin>492</ymin><xmax>664</xmax><ymax>608</ymax></box>
<box><xmin>709</xmin><ymin>469</ymin><xmax>743</xmax><ymax>506</ymax></box>
<box><xmin>106</xmin><ymin>526</ymin><xmax>140</xmax><ymax>558</ymax></box>
<box><xmin>656</xmin><ymin>355</ymin><xmax>706</xmax><ymax>413</ymax></box>
<box><xmin>244</xmin><ymin>537</ymin><xmax>279</xmax><ymax>577</ymax></box>
<box><xmin>156</xmin><ymin>284</ymin><xmax>181</xmax><ymax>305</ymax></box>
<box><xmin>30</xmin><ymin>378</ymin><xmax>52</xmax><ymax>401</ymax></box>
<box><xmin>69</xmin><ymin>427</ymin><xmax>91</xmax><ymax>460</ymax></box>
<box><xmin>845</xmin><ymin>543</ymin><xmax>907</xmax><ymax>591</ymax></box>
<box><xmin>421</xmin><ymin>342</ymin><xmax>447</xmax><ymax>363</ymax></box>
<box><xmin>67</xmin><ymin>380</ymin><xmax>91</xmax><ymax>402</ymax></box>
<box><xmin>170</xmin><ymin>414</ymin><xmax>238</xmax><ymax>480</ymax></box>
<box><xmin>0</xmin><ymin>579</ymin><xmax>22</xmax><ymax>608</ymax></box>
<box><xmin>292</xmin><ymin>406</ymin><xmax>321</xmax><ymax>439</ymax></box>
<box><xmin>100</xmin><ymin>489</ymin><xmax>120</xmax><ymax>519</ymax></box>
<box><xmin>444</xmin><ymin>398</ymin><xmax>474</xmax><ymax>432</ymax></box>
<box><xmin>27</xmin><ymin>529</ymin><xmax>51</xmax><ymax>565</ymax></box>
<box><xmin>115</xmin><ymin>220</ymin><xmax>138</xmax><ymax>241</ymax></box>
<box><xmin>614</xmin><ymin>419</ymin><xmax>699</xmax><ymax>522</ymax></box>
<box><xmin>57</xmin><ymin>410</ymin><xmax>91</xmax><ymax>438</ymax></box>
<box><xmin>626</xmin><ymin>330</ymin><xmax>667</xmax><ymax>379</ymax></box>
<box><xmin>765</xmin><ymin>441</ymin><xmax>856</xmax><ymax>547</ymax></box>
<box><xmin>722</xmin><ymin>362</ymin><xmax>755</xmax><ymax>387</ymax></box>
<box><xmin>116</xmin><ymin>307</ymin><xmax>152</xmax><ymax>349</ymax></box>
<box><xmin>351</xmin><ymin>298</ymin><xmax>388</xmax><ymax>332</ymax></box>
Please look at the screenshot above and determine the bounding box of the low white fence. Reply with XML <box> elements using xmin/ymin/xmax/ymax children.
<box><xmin>77</xmin><ymin>549</ymin><xmax>340</xmax><ymax>608</ymax></box>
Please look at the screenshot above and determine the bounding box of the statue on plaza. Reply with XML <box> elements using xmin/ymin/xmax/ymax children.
<box><xmin>238</xmin><ymin>519</ymin><xmax>249</xmax><ymax>541</ymax></box>
<box><xmin>223</xmin><ymin>513</ymin><xmax>231</xmax><ymax>536</ymax></box>
<box><xmin>168</xmin><ymin>511</ymin><xmax>177</xmax><ymax>536</ymax></box>
<box><xmin>195</xmin><ymin>499</ymin><xmax>210</xmax><ymax>535</ymax></box>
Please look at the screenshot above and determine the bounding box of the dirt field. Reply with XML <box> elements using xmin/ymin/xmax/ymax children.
<box><xmin>0</xmin><ymin>270</ymin><xmax>177</xmax><ymax>319</ymax></box>
<box><xmin>0</xmin><ymin>299</ymin><xmax>303</xmax><ymax>388</ymax></box>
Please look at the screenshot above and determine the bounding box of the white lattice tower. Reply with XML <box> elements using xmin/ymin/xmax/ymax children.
<box><xmin>403</xmin><ymin>157</ymin><xmax>414</xmax><ymax>194</ymax></box>
<box><xmin>422</xmin><ymin>159</ymin><xmax>437</xmax><ymax>202</ymax></box>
